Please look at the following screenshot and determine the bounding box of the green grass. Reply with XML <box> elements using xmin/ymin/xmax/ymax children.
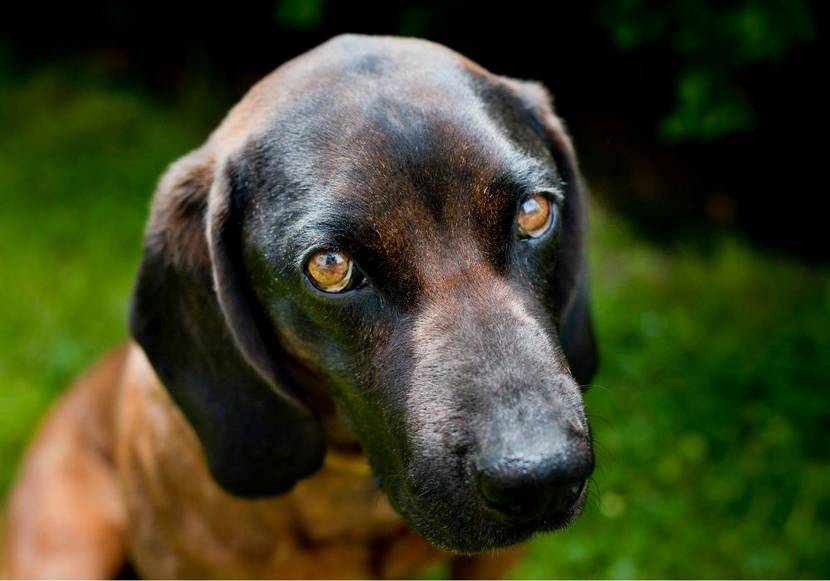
<box><xmin>0</xmin><ymin>66</ymin><xmax>212</xmax><ymax>492</ymax></box>
<box><xmin>1</xmin><ymin>67</ymin><xmax>828</xmax><ymax>579</ymax></box>
<box><xmin>515</xmin><ymin>212</ymin><xmax>830</xmax><ymax>578</ymax></box>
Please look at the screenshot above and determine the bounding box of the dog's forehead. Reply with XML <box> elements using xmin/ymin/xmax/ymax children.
<box><xmin>212</xmin><ymin>35</ymin><xmax>487</xmax><ymax>156</ymax></box>
<box><xmin>239</xmin><ymin>36</ymin><xmax>559</xmax><ymax>293</ymax></box>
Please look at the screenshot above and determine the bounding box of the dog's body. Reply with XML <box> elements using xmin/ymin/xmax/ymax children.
<box><xmin>2</xmin><ymin>344</ymin><xmax>522</xmax><ymax>578</ymax></box>
<box><xmin>1</xmin><ymin>35</ymin><xmax>596</xmax><ymax>579</ymax></box>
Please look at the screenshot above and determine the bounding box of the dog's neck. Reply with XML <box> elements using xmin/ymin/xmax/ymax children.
<box><xmin>116</xmin><ymin>342</ymin><xmax>441</xmax><ymax>578</ymax></box>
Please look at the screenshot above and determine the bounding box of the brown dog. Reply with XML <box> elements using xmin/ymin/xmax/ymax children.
<box><xmin>0</xmin><ymin>35</ymin><xmax>597</xmax><ymax>579</ymax></box>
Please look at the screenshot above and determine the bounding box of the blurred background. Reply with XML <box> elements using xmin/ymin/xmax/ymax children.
<box><xmin>0</xmin><ymin>0</ymin><xmax>827</xmax><ymax>577</ymax></box>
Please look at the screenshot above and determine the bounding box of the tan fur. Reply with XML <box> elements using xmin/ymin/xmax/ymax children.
<box><xmin>1</xmin><ymin>344</ymin><xmax>524</xmax><ymax>578</ymax></box>
<box><xmin>1</xmin><ymin>347</ymin><xmax>129</xmax><ymax>579</ymax></box>
<box><xmin>1</xmin><ymin>37</ymin><xmax>547</xmax><ymax>579</ymax></box>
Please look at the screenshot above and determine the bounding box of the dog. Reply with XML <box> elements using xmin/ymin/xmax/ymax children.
<box><xmin>0</xmin><ymin>34</ymin><xmax>597</xmax><ymax>579</ymax></box>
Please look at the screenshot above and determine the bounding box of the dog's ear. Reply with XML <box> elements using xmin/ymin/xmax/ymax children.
<box><xmin>130</xmin><ymin>148</ymin><xmax>326</xmax><ymax>497</ymax></box>
<box><xmin>502</xmin><ymin>79</ymin><xmax>599</xmax><ymax>385</ymax></box>
<box><xmin>558</xmin><ymin>273</ymin><xmax>598</xmax><ymax>386</ymax></box>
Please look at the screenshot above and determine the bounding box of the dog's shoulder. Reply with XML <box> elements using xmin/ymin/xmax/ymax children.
<box><xmin>1</xmin><ymin>344</ymin><xmax>130</xmax><ymax>578</ymax></box>
<box><xmin>116</xmin><ymin>343</ymin><xmax>444</xmax><ymax>578</ymax></box>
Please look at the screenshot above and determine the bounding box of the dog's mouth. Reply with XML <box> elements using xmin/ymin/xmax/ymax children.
<box><xmin>378</xmin><ymin>463</ymin><xmax>591</xmax><ymax>554</ymax></box>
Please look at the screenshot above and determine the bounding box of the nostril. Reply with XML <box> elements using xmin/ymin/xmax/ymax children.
<box><xmin>475</xmin><ymin>451</ymin><xmax>593</xmax><ymax>519</ymax></box>
<box><xmin>551</xmin><ymin>479</ymin><xmax>587</xmax><ymax>513</ymax></box>
<box><xmin>477</xmin><ymin>464</ymin><xmax>528</xmax><ymax>505</ymax></box>
<box><xmin>476</xmin><ymin>464</ymin><xmax>550</xmax><ymax>518</ymax></box>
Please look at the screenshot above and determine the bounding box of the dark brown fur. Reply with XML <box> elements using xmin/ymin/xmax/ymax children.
<box><xmin>1</xmin><ymin>34</ymin><xmax>596</xmax><ymax>578</ymax></box>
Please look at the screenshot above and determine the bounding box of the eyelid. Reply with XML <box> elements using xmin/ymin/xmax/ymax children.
<box><xmin>296</xmin><ymin>242</ymin><xmax>344</xmax><ymax>273</ymax></box>
<box><xmin>535</xmin><ymin>186</ymin><xmax>565</xmax><ymax>204</ymax></box>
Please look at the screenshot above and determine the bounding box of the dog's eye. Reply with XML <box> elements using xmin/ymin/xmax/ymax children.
<box><xmin>517</xmin><ymin>194</ymin><xmax>555</xmax><ymax>239</ymax></box>
<box><xmin>305</xmin><ymin>250</ymin><xmax>357</xmax><ymax>293</ymax></box>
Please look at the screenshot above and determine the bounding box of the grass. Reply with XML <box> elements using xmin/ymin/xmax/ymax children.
<box><xmin>515</xmin><ymin>210</ymin><xmax>830</xmax><ymax>578</ymax></box>
<box><xmin>1</xmin><ymin>66</ymin><xmax>828</xmax><ymax>579</ymax></box>
<box><xmin>0</xmin><ymin>66</ymin><xmax>212</xmax><ymax>492</ymax></box>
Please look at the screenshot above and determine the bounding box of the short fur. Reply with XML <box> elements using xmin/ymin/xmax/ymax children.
<box><xmin>1</xmin><ymin>34</ymin><xmax>597</xmax><ymax>578</ymax></box>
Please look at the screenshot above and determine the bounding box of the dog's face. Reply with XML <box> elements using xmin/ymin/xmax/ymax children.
<box><xmin>132</xmin><ymin>35</ymin><xmax>597</xmax><ymax>553</ymax></box>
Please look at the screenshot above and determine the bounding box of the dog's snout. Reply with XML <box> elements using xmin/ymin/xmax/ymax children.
<box><xmin>474</xmin><ymin>440</ymin><xmax>593</xmax><ymax>520</ymax></box>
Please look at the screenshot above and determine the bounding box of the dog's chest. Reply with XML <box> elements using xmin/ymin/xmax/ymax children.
<box><xmin>115</xmin><ymin>346</ymin><xmax>445</xmax><ymax>578</ymax></box>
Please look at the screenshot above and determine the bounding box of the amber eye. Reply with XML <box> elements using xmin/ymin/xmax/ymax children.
<box><xmin>305</xmin><ymin>250</ymin><xmax>356</xmax><ymax>293</ymax></box>
<box><xmin>517</xmin><ymin>193</ymin><xmax>554</xmax><ymax>239</ymax></box>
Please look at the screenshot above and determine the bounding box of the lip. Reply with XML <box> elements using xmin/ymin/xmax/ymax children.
<box><xmin>388</xmin><ymin>470</ymin><xmax>590</xmax><ymax>553</ymax></box>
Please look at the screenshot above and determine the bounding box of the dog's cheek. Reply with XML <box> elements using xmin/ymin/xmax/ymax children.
<box><xmin>274</xmin><ymin>310</ymin><xmax>411</xmax><ymax>479</ymax></box>
<box><xmin>336</xmin><ymin>389</ymin><xmax>406</xmax><ymax>479</ymax></box>
<box><xmin>262</xmin><ymin>294</ymin><xmax>353</xmax><ymax>372</ymax></box>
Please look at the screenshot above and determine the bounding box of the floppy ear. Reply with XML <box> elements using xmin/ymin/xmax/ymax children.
<box><xmin>502</xmin><ymin>79</ymin><xmax>599</xmax><ymax>385</ymax></box>
<box><xmin>130</xmin><ymin>148</ymin><xmax>326</xmax><ymax>498</ymax></box>
<box><xmin>558</xmin><ymin>273</ymin><xmax>598</xmax><ymax>386</ymax></box>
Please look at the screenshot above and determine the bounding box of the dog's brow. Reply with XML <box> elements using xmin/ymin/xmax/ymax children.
<box><xmin>509</xmin><ymin>157</ymin><xmax>565</xmax><ymax>197</ymax></box>
<box><xmin>536</xmin><ymin>186</ymin><xmax>565</xmax><ymax>203</ymax></box>
<box><xmin>287</xmin><ymin>226</ymin><xmax>352</xmax><ymax>270</ymax></box>
<box><xmin>275</xmin><ymin>146</ymin><xmax>565</xmax><ymax>271</ymax></box>
<box><xmin>285</xmin><ymin>183</ymin><xmax>562</xmax><ymax>260</ymax></box>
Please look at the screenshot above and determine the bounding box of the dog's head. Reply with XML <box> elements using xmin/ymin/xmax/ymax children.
<box><xmin>131</xmin><ymin>34</ymin><xmax>597</xmax><ymax>553</ymax></box>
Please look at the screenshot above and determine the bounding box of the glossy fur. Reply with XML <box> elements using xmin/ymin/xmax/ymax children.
<box><xmin>1</xmin><ymin>34</ymin><xmax>597</xmax><ymax>577</ymax></box>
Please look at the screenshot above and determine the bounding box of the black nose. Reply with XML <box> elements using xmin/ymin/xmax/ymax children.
<box><xmin>475</xmin><ymin>446</ymin><xmax>593</xmax><ymax>520</ymax></box>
